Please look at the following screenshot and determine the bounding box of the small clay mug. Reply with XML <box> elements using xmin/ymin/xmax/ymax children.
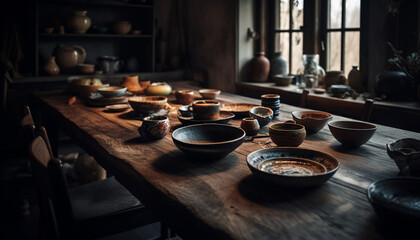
<box><xmin>175</xmin><ymin>90</ymin><xmax>195</xmax><ymax>105</ymax></box>
<box><xmin>138</xmin><ymin>116</ymin><xmax>170</xmax><ymax>140</ymax></box>
<box><xmin>191</xmin><ymin>100</ymin><xmax>220</xmax><ymax>120</ymax></box>
<box><xmin>268</xmin><ymin>120</ymin><xmax>306</xmax><ymax>147</ymax></box>
<box><xmin>240</xmin><ymin>117</ymin><xmax>260</xmax><ymax>136</ymax></box>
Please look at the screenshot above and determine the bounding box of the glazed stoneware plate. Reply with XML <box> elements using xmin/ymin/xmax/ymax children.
<box><xmin>367</xmin><ymin>177</ymin><xmax>420</xmax><ymax>223</ymax></box>
<box><xmin>178</xmin><ymin>111</ymin><xmax>235</xmax><ymax>125</ymax></box>
<box><xmin>247</xmin><ymin>147</ymin><xmax>339</xmax><ymax>187</ymax></box>
<box><xmin>220</xmin><ymin>103</ymin><xmax>258</xmax><ymax>118</ymax></box>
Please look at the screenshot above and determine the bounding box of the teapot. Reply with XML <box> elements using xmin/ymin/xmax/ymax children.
<box><xmin>53</xmin><ymin>44</ymin><xmax>86</xmax><ymax>73</ymax></box>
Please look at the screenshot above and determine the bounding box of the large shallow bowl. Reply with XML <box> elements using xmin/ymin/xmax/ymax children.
<box><xmin>220</xmin><ymin>103</ymin><xmax>258</xmax><ymax>118</ymax></box>
<box><xmin>247</xmin><ymin>147</ymin><xmax>339</xmax><ymax>187</ymax></box>
<box><xmin>367</xmin><ymin>177</ymin><xmax>420</xmax><ymax>223</ymax></box>
<box><xmin>97</xmin><ymin>86</ymin><xmax>127</xmax><ymax>98</ymax></box>
<box><xmin>387</xmin><ymin>138</ymin><xmax>420</xmax><ymax>176</ymax></box>
<box><xmin>292</xmin><ymin>110</ymin><xmax>332</xmax><ymax>134</ymax></box>
<box><xmin>172</xmin><ymin>123</ymin><xmax>245</xmax><ymax>159</ymax></box>
<box><xmin>128</xmin><ymin>96</ymin><xmax>168</xmax><ymax>114</ymax></box>
<box><xmin>328</xmin><ymin>120</ymin><xmax>376</xmax><ymax>147</ymax></box>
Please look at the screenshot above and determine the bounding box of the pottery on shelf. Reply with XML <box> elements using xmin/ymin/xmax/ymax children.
<box><xmin>53</xmin><ymin>44</ymin><xmax>86</xmax><ymax>73</ymax></box>
<box><xmin>66</xmin><ymin>10</ymin><xmax>91</xmax><ymax>34</ymax></box>
<box><xmin>112</xmin><ymin>21</ymin><xmax>132</xmax><ymax>35</ymax></box>
<box><xmin>43</xmin><ymin>56</ymin><xmax>60</xmax><ymax>76</ymax></box>
<box><xmin>296</xmin><ymin>54</ymin><xmax>325</xmax><ymax>89</ymax></box>
<box><xmin>324</xmin><ymin>70</ymin><xmax>347</xmax><ymax>93</ymax></box>
<box><xmin>250</xmin><ymin>52</ymin><xmax>270</xmax><ymax>82</ymax></box>
<box><xmin>374</xmin><ymin>71</ymin><xmax>416</xmax><ymax>101</ymax></box>
<box><xmin>271</xmin><ymin>52</ymin><xmax>287</xmax><ymax>78</ymax></box>
<box><xmin>348</xmin><ymin>66</ymin><xmax>363</xmax><ymax>93</ymax></box>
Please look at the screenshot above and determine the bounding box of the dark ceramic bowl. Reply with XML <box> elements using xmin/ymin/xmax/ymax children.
<box><xmin>172</xmin><ymin>123</ymin><xmax>245</xmax><ymax>159</ymax></box>
<box><xmin>328</xmin><ymin>121</ymin><xmax>376</xmax><ymax>147</ymax></box>
<box><xmin>249</xmin><ymin>106</ymin><xmax>273</xmax><ymax>127</ymax></box>
<box><xmin>367</xmin><ymin>177</ymin><xmax>420</xmax><ymax>222</ymax></box>
<box><xmin>274</xmin><ymin>74</ymin><xmax>294</xmax><ymax>86</ymax></box>
<box><xmin>387</xmin><ymin>138</ymin><xmax>420</xmax><ymax>176</ymax></box>
<box><xmin>292</xmin><ymin>110</ymin><xmax>332</xmax><ymax>134</ymax></box>
<box><xmin>247</xmin><ymin>147</ymin><xmax>339</xmax><ymax>187</ymax></box>
<box><xmin>128</xmin><ymin>96</ymin><xmax>168</xmax><ymax>114</ymax></box>
<box><xmin>268</xmin><ymin>121</ymin><xmax>306</xmax><ymax>147</ymax></box>
<box><xmin>178</xmin><ymin>105</ymin><xmax>193</xmax><ymax>117</ymax></box>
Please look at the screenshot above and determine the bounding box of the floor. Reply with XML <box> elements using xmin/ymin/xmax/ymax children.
<box><xmin>0</xmin><ymin>134</ymin><xmax>180</xmax><ymax>240</ymax></box>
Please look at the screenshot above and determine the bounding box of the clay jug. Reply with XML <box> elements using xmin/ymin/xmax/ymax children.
<box><xmin>53</xmin><ymin>45</ymin><xmax>86</xmax><ymax>73</ymax></box>
<box><xmin>66</xmin><ymin>10</ymin><xmax>91</xmax><ymax>34</ymax></box>
<box><xmin>271</xmin><ymin>52</ymin><xmax>287</xmax><ymax>77</ymax></box>
<box><xmin>250</xmin><ymin>52</ymin><xmax>270</xmax><ymax>82</ymax></box>
<box><xmin>348</xmin><ymin>66</ymin><xmax>363</xmax><ymax>93</ymax></box>
<box><xmin>43</xmin><ymin>56</ymin><xmax>60</xmax><ymax>76</ymax></box>
<box><xmin>324</xmin><ymin>71</ymin><xmax>347</xmax><ymax>93</ymax></box>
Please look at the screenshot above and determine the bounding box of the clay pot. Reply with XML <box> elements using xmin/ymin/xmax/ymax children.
<box><xmin>175</xmin><ymin>90</ymin><xmax>195</xmax><ymax>105</ymax></box>
<box><xmin>43</xmin><ymin>56</ymin><xmax>60</xmax><ymax>76</ymax></box>
<box><xmin>112</xmin><ymin>21</ymin><xmax>132</xmax><ymax>35</ymax></box>
<box><xmin>374</xmin><ymin>71</ymin><xmax>416</xmax><ymax>100</ymax></box>
<box><xmin>240</xmin><ymin>118</ymin><xmax>260</xmax><ymax>136</ymax></box>
<box><xmin>271</xmin><ymin>52</ymin><xmax>287</xmax><ymax>77</ymax></box>
<box><xmin>348</xmin><ymin>66</ymin><xmax>363</xmax><ymax>93</ymax></box>
<box><xmin>324</xmin><ymin>71</ymin><xmax>347</xmax><ymax>93</ymax></box>
<box><xmin>145</xmin><ymin>82</ymin><xmax>172</xmax><ymax>96</ymax></box>
<box><xmin>53</xmin><ymin>44</ymin><xmax>86</xmax><ymax>73</ymax></box>
<box><xmin>66</xmin><ymin>11</ymin><xmax>91</xmax><ymax>34</ymax></box>
<box><xmin>138</xmin><ymin>116</ymin><xmax>170</xmax><ymax>140</ymax></box>
<box><xmin>269</xmin><ymin>121</ymin><xmax>306</xmax><ymax>147</ymax></box>
<box><xmin>250</xmin><ymin>52</ymin><xmax>270</xmax><ymax>82</ymax></box>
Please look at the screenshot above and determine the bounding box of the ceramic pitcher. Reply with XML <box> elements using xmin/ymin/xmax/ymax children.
<box><xmin>53</xmin><ymin>44</ymin><xmax>86</xmax><ymax>72</ymax></box>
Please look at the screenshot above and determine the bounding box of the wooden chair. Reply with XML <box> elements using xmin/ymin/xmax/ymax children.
<box><xmin>300</xmin><ymin>90</ymin><xmax>374</xmax><ymax>121</ymax></box>
<box><xmin>22</xmin><ymin>107</ymin><xmax>163</xmax><ymax>239</ymax></box>
<box><xmin>29</xmin><ymin>132</ymin><xmax>160</xmax><ymax>240</ymax></box>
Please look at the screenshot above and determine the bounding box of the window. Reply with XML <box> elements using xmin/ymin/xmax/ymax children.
<box><xmin>272</xmin><ymin>0</ymin><xmax>362</xmax><ymax>76</ymax></box>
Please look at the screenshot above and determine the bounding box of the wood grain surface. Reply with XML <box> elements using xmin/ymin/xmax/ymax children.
<box><xmin>34</xmin><ymin>83</ymin><xmax>419</xmax><ymax>240</ymax></box>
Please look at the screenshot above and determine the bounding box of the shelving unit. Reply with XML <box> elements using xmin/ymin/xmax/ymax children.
<box><xmin>35</xmin><ymin>0</ymin><xmax>155</xmax><ymax>77</ymax></box>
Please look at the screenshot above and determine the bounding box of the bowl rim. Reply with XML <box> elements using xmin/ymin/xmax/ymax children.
<box><xmin>250</xmin><ymin>106</ymin><xmax>274</xmax><ymax>115</ymax></box>
<box><xmin>328</xmin><ymin>120</ymin><xmax>376</xmax><ymax>131</ymax></box>
<box><xmin>256</xmin><ymin>157</ymin><xmax>328</xmax><ymax>177</ymax></box>
<box><xmin>172</xmin><ymin>123</ymin><xmax>245</xmax><ymax>146</ymax></box>
<box><xmin>269</xmin><ymin>122</ymin><xmax>305</xmax><ymax>131</ymax></box>
<box><xmin>98</xmin><ymin>86</ymin><xmax>127</xmax><ymax>91</ymax></box>
<box><xmin>198</xmin><ymin>88</ymin><xmax>221</xmax><ymax>94</ymax></box>
<box><xmin>247</xmin><ymin>147</ymin><xmax>340</xmax><ymax>175</ymax></box>
<box><xmin>292</xmin><ymin>110</ymin><xmax>332</xmax><ymax>121</ymax></box>
<box><xmin>128</xmin><ymin>96</ymin><xmax>168</xmax><ymax>103</ymax></box>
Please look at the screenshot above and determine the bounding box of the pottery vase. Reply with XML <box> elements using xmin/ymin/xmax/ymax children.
<box><xmin>145</xmin><ymin>82</ymin><xmax>172</xmax><ymax>96</ymax></box>
<box><xmin>53</xmin><ymin>44</ymin><xmax>86</xmax><ymax>73</ymax></box>
<box><xmin>250</xmin><ymin>52</ymin><xmax>270</xmax><ymax>82</ymax></box>
<box><xmin>43</xmin><ymin>56</ymin><xmax>60</xmax><ymax>76</ymax></box>
<box><xmin>296</xmin><ymin>54</ymin><xmax>325</xmax><ymax>89</ymax></box>
<box><xmin>112</xmin><ymin>21</ymin><xmax>132</xmax><ymax>35</ymax></box>
<box><xmin>348</xmin><ymin>66</ymin><xmax>363</xmax><ymax>93</ymax></box>
<box><xmin>66</xmin><ymin>10</ymin><xmax>91</xmax><ymax>34</ymax></box>
<box><xmin>271</xmin><ymin>52</ymin><xmax>287</xmax><ymax>77</ymax></box>
<box><xmin>375</xmin><ymin>71</ymin><xmax>415</xmax><ymax>100</ymax></box>
<box><xmin>324</xmin><ymin>70</ymin><xmax>347</xmax><ymax>93</ymax></box>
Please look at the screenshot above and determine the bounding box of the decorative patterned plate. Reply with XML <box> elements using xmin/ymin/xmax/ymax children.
<box><xmin>258</xmin><ymin>157</ymin><xmax>327</xmax><ymax>176</ymax></box>
<box><xmin>247</xmin><ymin>147</ymin><xmax>339</xmax><ymax>187</ymax></box>
<box><xmin>220</xmin><ymin>103</ymin><xmax>258</xmax><ymax>118</ymax></box>
<box><xmin>178</xmin><ymin>111</ymin><xmax>235</xmax><ymax>125</ymax></box>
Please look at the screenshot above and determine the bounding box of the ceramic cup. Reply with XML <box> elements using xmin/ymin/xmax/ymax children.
<box><xmin>261</xmin><ymin>94</ymin><xmax>281</xmax><ymax>117</ymax></box>
<box><xmin>175</xmin><ymin>90</ymin><xmax>195</xmax><ymax>105</ymax></box>
<box><xmin>240</xmin><ymin>118</ymin><xmax>260</xmax><ymax>136</ymax></box>
<box><xmin>191</xmin><ymin>100</ymin><xmax>220</xmax><ymax>120</ymax></box>
<box><xmin>138</xmin><ymin>116</ymin><xmax>170</xmax><ymax>140</ymax></box>
<box><xmin>268</xmin><ymin>120</ymin><xmax>306</xmax><ymax>147</ymax></box>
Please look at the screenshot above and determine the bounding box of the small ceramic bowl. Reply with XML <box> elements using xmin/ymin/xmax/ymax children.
<box><xmin>199</xmin><ymin>89</ymin><xmax>221</xmax><ymax>99</ymax></box>
<box><xmin>178</xmin><ymin>105</ymin><xmax>193</xmax><ymax>117</ymax></box>
<box><xmin>387</xmin><ymin>138</ymin><xmax>420</xmax><ymax>176</ymax></box>
<box><xmin>97</xmin><ymin>86</ymin><xmax>127</xmax><ymax>98</ymax></box>
<box><xmin>128</xmin><ymin>96</ymin><xmax>168</xmax><ymax>114</ymax></box>
<box><xmin>274</xmin><ymin>74</ymin><xmax>294</xmax><ymax>86</ymax></box>
<box><xmin>240</xmin><ymin>117</ymin><xmax>260</xmax><ymax>136</ymax></box>
<box><xmin>175</xmin><ymin>90</ymin><xmax>195</xmax><ymax>105</ymax></box>
<box><xmin>138</xmin><ymin>116</ymin><xmax>170</xmax><ymax>140</ymax></box>
<box><xmin>172</xmin><ymin>123</ymin><xmax>245</xmax><ymax>159</ymax></box>
<box><xmin>328</xmin><ymin>121</ymin><xmax>376</xmax><ymax>147</ymax></box>
<box><xmin>292</xmin><ymin>111</ymin><xmax>332</xmax><ymax>134</ymax></box>
<box><xmin>269</xmin><ymin>121</ymin><xmax>306</xmax><ymax>147</ymax></box>
<box><xmin>78</xmin><ymin>83</ymin><xmax>110</xmax><ymax>99</ymax></box>
<box><xmin>249</xmin><ymin>106</ymin><xmax>273</xmax><ymax>127</ymax></box>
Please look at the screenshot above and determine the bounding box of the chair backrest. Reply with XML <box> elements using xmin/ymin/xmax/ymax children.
<box><xmin>29</xmin><ymin>135</ymin><xmax>76</xmax><ymax>239</ymax></box>
<box><xmin>300</xmin><ymin>89</ymin><xmax>309</xmax><ymax>108</ymax></box>
<box><xmin>361</xmin><ymin>99</ymin><xmax>374</xmax><ymax>122</ymax></box>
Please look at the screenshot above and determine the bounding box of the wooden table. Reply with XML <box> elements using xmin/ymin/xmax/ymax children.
<box><xmin>34</xmin><ymin>85</ymin><xmax>419</xmax><ymax>240</ymax></box>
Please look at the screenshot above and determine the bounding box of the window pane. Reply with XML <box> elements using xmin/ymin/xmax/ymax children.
<box><xmin>327</xmin><ymin>32</ymin><xmax>341</xmax><ymax>70</ymax></box>
<box><xmin>328</xmin><ymin>0</ymin><xmax>342</xmax><ymax>29</ymax></box>
<box><xmin>291</xmin><ymin>32</ymin><xmax>303</xmax><ymax>74</ymax></box>
<box><xmin>346</xmin><ymin>0</ymin><xmax>360</xmax><ymax>28</ymax></box>
<box><xmin>291</xmin><ymin>0</ymin><xmax>304</xmax><ymax>30</ymax></box>
<box><xmin>277</xmin><ymin>0</ymin><xmax>290</xmax><ymax>30</ymax></box>
<box><xmin>344</xmin><ymin>31</ymin><xmax>360</xmax><ymax>75</ymax></box>
<box><xmin>275</xmin><ymin>33</ymin><xmax>290</xmax><ymax>70</ymax></box>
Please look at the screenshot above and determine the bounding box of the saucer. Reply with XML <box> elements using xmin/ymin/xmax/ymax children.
<box><xmin>178</xmin><ymin>111</ymin><xmax>235</xmax><ymax>125</ymax></box>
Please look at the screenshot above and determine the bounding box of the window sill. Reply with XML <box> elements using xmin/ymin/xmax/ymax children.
<box><xmin>236</xmin><ymin>82</ymin><xmax>420</xmax><ymax>133</ymax></box>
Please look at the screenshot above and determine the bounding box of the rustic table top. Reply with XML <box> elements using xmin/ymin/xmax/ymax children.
<box><xmin>34</xmin><ymin>83</ymin><xmax>419</xmax><ymax>240</ymax></box>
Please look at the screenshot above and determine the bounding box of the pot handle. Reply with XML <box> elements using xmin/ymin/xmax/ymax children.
<box><xmin>73</xmin><ymin>45</ymin><xmax>86</xmax><ymax>64</ymax></box>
